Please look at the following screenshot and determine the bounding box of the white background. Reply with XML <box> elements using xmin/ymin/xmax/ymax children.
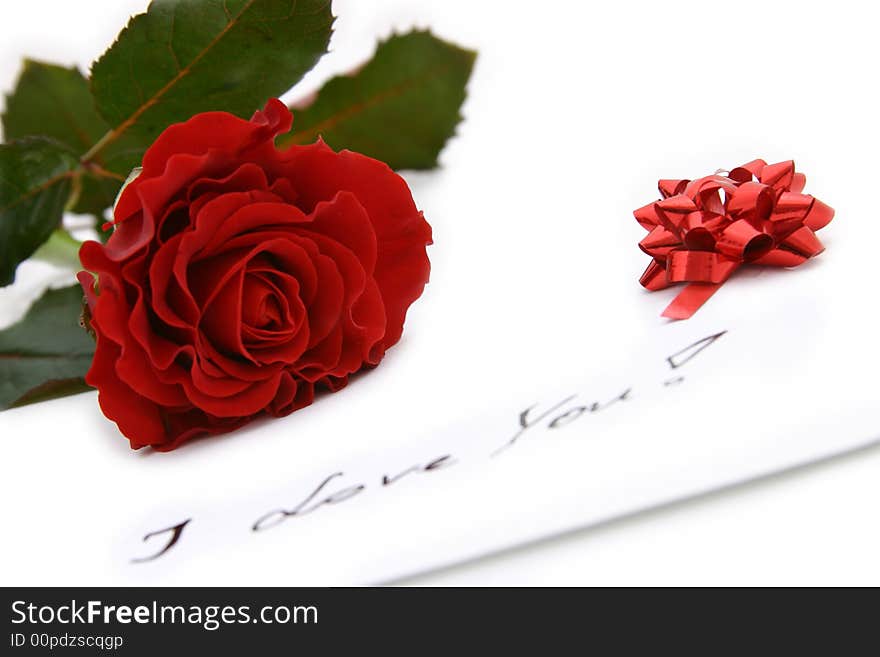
<box><xmin>1</xmin><ymin>0</ymin><xmax>879</xmax><ymax>585</ymax></box>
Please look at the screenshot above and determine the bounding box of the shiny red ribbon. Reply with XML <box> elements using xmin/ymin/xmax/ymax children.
<box><xmin>635</xmin><ymin>159</ymin><xmax>834</xmax><ymax>319</ymax></box>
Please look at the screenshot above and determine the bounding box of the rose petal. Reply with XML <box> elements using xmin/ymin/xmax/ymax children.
<box><xmin>278</xmin><ymin>141</ymin><xmax>431</xmax><ymax>349</ymax></box>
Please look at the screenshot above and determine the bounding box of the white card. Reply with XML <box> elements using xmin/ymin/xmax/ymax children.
<box><xmin>3</xmin><ymin>0</ymin><xmax>880</xmax><ymax>586</ymax></box>
<box><xmin>2</xmin><ymin>285</ymin><xmax>878</xmax><ymax>585</ymax></box>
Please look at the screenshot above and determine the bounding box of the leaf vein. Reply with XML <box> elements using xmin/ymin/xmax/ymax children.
<box><xmin>84</xmin><ymin>0</ymin><xmax>261</xmax><ymax>160</ymax></box>
<box><xmin>0</xmin><ymin>170</ymin><xmax>74</xmax><ymax>214</ymax></box>
<box><xmin>283</xmin><ymin>62</ymin><xmax>456</xmax><ymax>146</ymax></box>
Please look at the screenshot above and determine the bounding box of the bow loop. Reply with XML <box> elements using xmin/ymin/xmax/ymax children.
<box><xmin>804</xmin><ymin>197</ymin><xmax>835</xmax><ymax>232</ymax></box>
<box><xmin>771</xmin><ymin>191</ymin><xmax>814</xmax><ymax>224</ymax></box>
<box><xmin>633</xmin><ymin>202</ymin><xmax>661</xmax><ymax>230</ymax></box>
<box><xmin>759</xmin><ymin>160</ymin><xmax>796</xmax><ymax>191</ymax></box>
<box><xmin>654</xmin><ymin>195</ymin><xmax>697</xmax><ymax>234</ymax></box>
<box><xmin>780</xmin><ymin>225</ymin><xmax>824</xmax><ymax>259</ymax></box>
<box><xmin>684</xmin><ymin>175</ymin><xmax>738</xmax><ymax>201</ymax></box>
<box><xmin>639</xmin><ymin>260</ymin><xmax>669</xmax><ymax>290</ymax></box>
<box><xmin>727</xmin><ymin>182</ymin><xmax>774</xmax><ymax>228</ymax></box>
<box><xmin>658</xmin><ymin>179</ymin><xmax>688</xmax><ymax>198</ymax></box>
<box><xmin>728</xmin><ymin>159</ymin><xmax>767</xmax><ymax>183</ymax></box>
<box><xmin>716</xmin><ymin>219</ymin><xmax>773</xmax><ymax>261</ymax></box>
<box><xmin>682</xmin><ymin>226</ymin><xmax>716</xmax><ymax>251</ymax></box>
<box><xmin>639</xmin><ymin>226</ymin><xmax>680</xmax><ymax>257</ymax></box>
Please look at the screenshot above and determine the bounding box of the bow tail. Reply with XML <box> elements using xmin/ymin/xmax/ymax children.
<box><xmin>661</xmin><ymin>253</ymin><xmax>740</xmax><ymax>319</ymax></box>
<box><xmin>661</xmin><ymin>282</ymin><xmax>726</xmax><ymax>320</ymax></box>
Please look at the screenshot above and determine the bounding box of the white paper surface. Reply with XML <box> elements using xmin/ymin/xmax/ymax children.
<box><xmin>2</xmin><ymin>0</ymin><xmax>880</xmax><ymax>585</ymax></box>
<box><xmin>1</xmin><ymin>291</ymin><xmax>878</xmax><ymax>585</ymax></box>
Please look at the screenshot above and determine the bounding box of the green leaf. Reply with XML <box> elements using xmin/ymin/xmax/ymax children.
<box><xmin>0</xmin><ymin>138</ymin><xmax>78</xmax><ymax>286</ymax></box>
<box><xmin>0</xmin><ymin>285</ymin><xmax>95</xmax><ymax>410</ymax></box>
<box><xmin>88</xmin><ymin>0</ymin><xmax>334</xmax><ymax>164</ymax></box>
<box><xmin>72</xmin><ymin>174</ymin><xmax>120</xmax><ymax>218</ymax></box>
<box><xmin>3</xmin><ymin>61</ymin><xmax>108</xmax><ymax>151</ymax></box>
<box><xmin>278</xmin><ymin>30</ymin><xmax>476</xmax><ymax>170</ymax></box>
<box><xmin>1</xmin><ymin>60</ymin><xmax>128</xmax><ymax>216</ymax></box>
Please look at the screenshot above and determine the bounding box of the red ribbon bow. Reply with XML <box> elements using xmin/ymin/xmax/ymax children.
<box><xmin>635</xmin><ymin>159</ymin><xmax>834</xmax><ymax>319</ymax></box>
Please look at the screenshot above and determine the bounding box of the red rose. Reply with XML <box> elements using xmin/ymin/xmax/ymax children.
<box><xmin>78</xmin><ymin>99</ymin><xmax>432</xmax><ymax>451</ymax></box>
